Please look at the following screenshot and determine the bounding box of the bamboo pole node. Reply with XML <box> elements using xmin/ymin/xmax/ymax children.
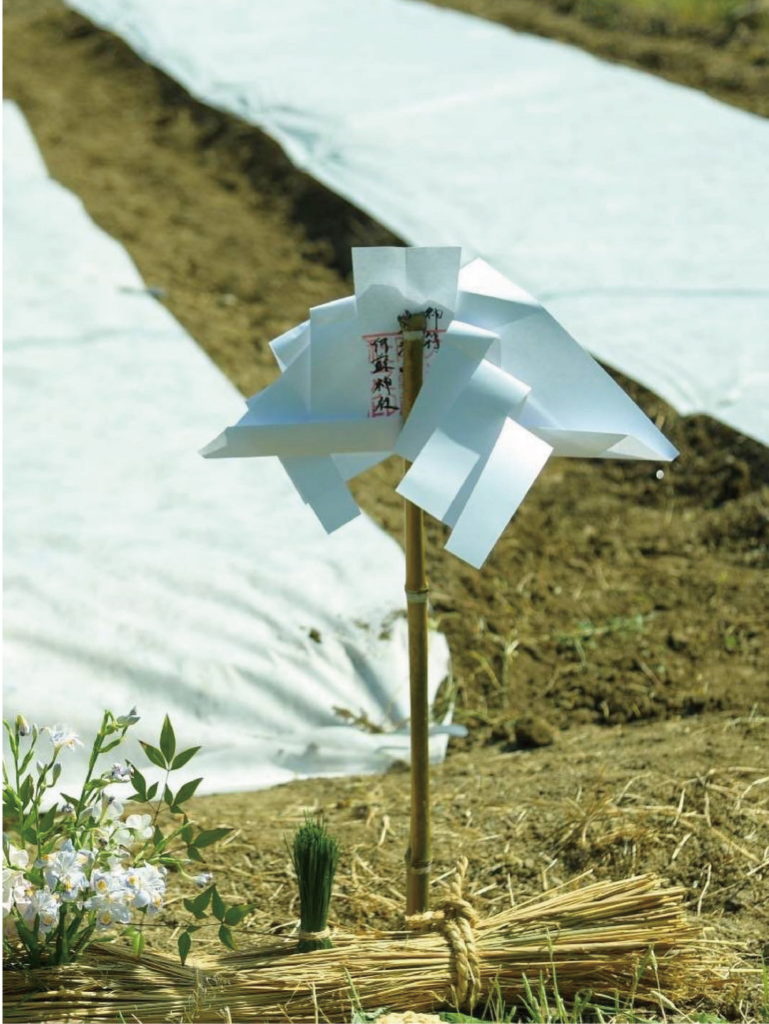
<box><xmin>408</xmin><ymin>862</ymin><xmax>432</xmax><ymax>875</ymax></box>
<box><xmin>405</xmin><ymin>589</ymin><xmax>429</xmax><ymax>604</ymax></box>
<box><xmin>406</xmin><ymin>858</ymin><xmax>481</xmax><ymax>1012</ymax></box>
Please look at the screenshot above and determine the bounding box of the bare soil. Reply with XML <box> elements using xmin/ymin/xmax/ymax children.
<box><xmin>4</xmin><ymin>1</ymin><xmax>768</xmax><ymax>1017</ymax></box>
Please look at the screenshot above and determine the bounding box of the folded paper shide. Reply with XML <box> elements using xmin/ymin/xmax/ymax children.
<box><xmin>202</xmin><ymin>247</ymin><xmax>677</xmax><ymax>568</ymax></box>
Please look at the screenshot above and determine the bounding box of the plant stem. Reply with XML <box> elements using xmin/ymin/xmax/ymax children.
<box><xmin>75</xmin><ymin>711</ymin><xmax>111</xmax><ymax>818</ymax></box>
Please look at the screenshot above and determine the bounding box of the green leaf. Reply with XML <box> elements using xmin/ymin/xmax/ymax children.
<box><xmin>38</xmin><ymin>806</ymin><xmax>58</xmax><ymax>838</ymax></box>
<box><xmin>66</xmin><ymin>914</ymin><xmax>82</xmax><ymax>943</ymax></box>
<box><xmin>146</xmin><ymin>782</ymin><xmax>159</xmax><ymax>801</ymax></box>
<box><xmin>15</xmin><ymin>914</ymin><xmax>39</xmax><ymax>952</ymax></box>
<box><xmin>163</xmin><ymin>784</ymin><xmax>174</xmax><ymax>807</ymax></box>
<box><xmin>186</xmin><ymin>844</ymin><xmax>204</xmax><ymax>863</ymax></box>
<box><xmin>440</xmin><ymin>1014</ymin><xmax>487</xmax><ymax>1023</ymax></box>
<box><xmin>128</xmin><ymin>765</ymin><xmax>147</xmax><ymax>802</ymax></box>
<box><xmin>172</xmin><ymin>778</ymin><xmax>202</xmax><ymax>807</ymax></box>
<box><xmin>194</xmin><ymin>827</ymin><xmax>232</xmax><ymax>849</ymax></box>
<box><xmin>3</xmin><ymin>792</ymin><xmax>22</xmax><ymax>817</ymax></box>
<box><xmin>159</xmin><ymin>716</ymin><xmax>176</xmax><ymax>762</ymax></box>
<box><xmin>127</xmin><ymin>927</ymin><xmax>145</xmax><ymax>957</ymax></box>
<box><xmin>70</xmin><ymin>922</ymin><xmax>96</xmax><ymax>957</ymax></box>
<box><xmin>180</xmin><ymin>821</ymin><xmax>194</xmax><ymax>844</ymax></box>
<box><xmin>211</xmin><ymin>887</ymin><xmax>225</xmax><ymax>921</ymax></box>
<box><xmin>171</xmin><ymin>746</ymin><xmax>201</xmax><ymax>771</ymax></box>
<box><xmin>218</xmin><ymin>923</ymin><xmax>235</xmax><ymax>951</ymax></box>
<box><xmin>139</xmin><ymin>741</ymin><xmax>167</xmax><ymax>770</ymax></box>
<box><xmin>223</xmin><ymin>904</ymin><xmax>252</xmax><ymax>926</ymax></box>
<box><xmin>182</xmin><ymin>898</ymin><xmax>207</xmax><ymax>920</ymax></box>
<box><xmin>183</xmin><ymin>886</ymin><xmax>213</xmax><ymax>918</ymax></box>
<box><xmin>100</xmin><ymin>738</ymin><xmax>122</xmax><ymax>753</ymax></box>
<box><xmin>178</xmin><ymin>930</ymin><xmax>192</xmax><ymax>965</ymax></box>
<box><xmin>20</xmin><ymin>775</ymin><xmax>34</xmax><ymax>809</ymax></box>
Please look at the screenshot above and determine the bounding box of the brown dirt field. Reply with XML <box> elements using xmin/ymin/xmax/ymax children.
<box><xmin>4</xmin><ymin>1</ymin><xmax>768</xmax><ymax>1018</ymax></box>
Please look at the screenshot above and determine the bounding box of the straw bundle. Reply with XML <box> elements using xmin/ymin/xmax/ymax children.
<box><xmin>2</xmin><ymin>943</ymin><xmax>218</xmax><ymax>1023</ymax></box>
<box><xmin>3</xmin><ymin>870</ymin><xmax>720</xmax><ymax>1023</ymax></box>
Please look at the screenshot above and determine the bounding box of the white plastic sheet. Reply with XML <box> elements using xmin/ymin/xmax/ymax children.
<box><xmin>2</xmin><ymin>101</ymin><xmax>452</xmax><ymax>798</ymax></box>
<box><xmin>66</xmin><ymin>0</ymin><xmax>769</xmax><ymax>448</ymax></box>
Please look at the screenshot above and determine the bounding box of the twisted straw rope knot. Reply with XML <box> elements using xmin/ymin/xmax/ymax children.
<box><xmin>297</xmin><ymin>927</ymin><xmax>331</xmax><ymax>941</ymax></box>
<box><xmin>406</xmin><ymin>860</ymin><xmax>481</xmax><ymax>1012</ymax></box>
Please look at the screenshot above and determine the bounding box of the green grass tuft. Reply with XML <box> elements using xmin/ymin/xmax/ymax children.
<box><xmin>291</xmin><ymin>816</ymin><xmax>339</xmax><ymax>953</ymax></box>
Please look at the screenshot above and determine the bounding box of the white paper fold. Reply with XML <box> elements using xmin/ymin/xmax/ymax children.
<box><xmin>203</xmin><ymin>247</ymin><xmax>677</xmax><ymax>568</ymax></box>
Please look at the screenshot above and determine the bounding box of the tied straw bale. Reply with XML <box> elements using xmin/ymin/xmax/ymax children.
<box><xmin>4</xmin><ymin>868</ymin><xmax>732</xmax><ymax>1022</ymax></box>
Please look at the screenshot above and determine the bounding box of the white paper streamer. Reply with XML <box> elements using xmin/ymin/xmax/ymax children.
<box><xmin>204</xmin><ymin>247</ymin><xmax>677</xmax><ymax>569</ymax></box>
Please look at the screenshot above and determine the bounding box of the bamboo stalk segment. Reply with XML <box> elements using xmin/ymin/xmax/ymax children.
<box><xmin>399</xmin><ymin>311</ymin><xmax>431</xmax><ymax>915</ymax></box>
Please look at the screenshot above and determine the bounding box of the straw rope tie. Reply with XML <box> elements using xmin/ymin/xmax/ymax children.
<box><xmin>297</xmin><ymin>927</ymin><xmax>331</xmax><ymax>941</ymax></box>
<box><xmin>406</xmin><ymin>858</ymin><xmax>481</xmax><ymax>1012</ymax></box>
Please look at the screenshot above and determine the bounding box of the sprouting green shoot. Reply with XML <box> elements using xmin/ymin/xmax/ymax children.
<box><xmin>291</xmin><ymin>816</ymin><xmax>339</xmax><ymax>952</ymax></box>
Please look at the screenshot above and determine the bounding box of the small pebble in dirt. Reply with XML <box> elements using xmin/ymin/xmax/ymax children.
<box><xmin>513</xmin><ymin>714</ymin><xmax>557</xmax><ymax>748</ymax></box>
<box><xmin>667</xmin><ymin>630</ymin><xmax>689</xmax><ymax>651</ymax></box>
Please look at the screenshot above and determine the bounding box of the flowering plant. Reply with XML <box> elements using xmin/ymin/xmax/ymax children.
<box><xmin>3</xmin><ymin>710</ymin><xmax>251</xmax><ymax>967</ymax></box>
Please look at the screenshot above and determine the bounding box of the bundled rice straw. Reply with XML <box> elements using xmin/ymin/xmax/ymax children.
<box><xmin>4</xmin><ymin>870</ymin><xmax>721</xmax><ymax>1023</ymax></box>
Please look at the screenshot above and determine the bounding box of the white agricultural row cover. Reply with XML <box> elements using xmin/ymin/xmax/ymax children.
<box><xmin>2</xmin><ymin>101</ymin><xmax>452</xmax><ymax>797</ymax></box>
<box><xmin>67</xmin><ymin>0</ymin><xmax>769</xmax><ymax>448</ymax></box>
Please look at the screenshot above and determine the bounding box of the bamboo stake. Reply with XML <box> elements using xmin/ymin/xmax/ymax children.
<box><xmin>399</xmin><ymin>311</ymin><xmax>431</xmax><ymax>915</ymax></box>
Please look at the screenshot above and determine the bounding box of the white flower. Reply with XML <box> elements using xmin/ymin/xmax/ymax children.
<box><xmin>4</xmin><ymin>843</ymin><xmax>29</xmax><ymax>871</ymax></box>
<box><xmin>20</xmin><ymin>886</ymin><xmax>61</xmax><ymax>935</ymax></box>
<box><xmin>116</xmin><ymin>707</ymin><xmax>140</xmax><ymax>726</ymax></box>
<box><xmin>124</xmin><ymin>863</ymin><xmax>166</xmax><ymax>915</ymax></box>
<box><xmin>90</xmin><ymin>794</ymin><xmax>123</xmax><ymax>822</ymax></box>
<box><xmin>89</xmin><ymin>866</ymin><xmax>129</xmax><ymax>898</ymax></box>
<box><xmin>109</xmin><ymin>763</ymin><xmax>133</xmax><ymax>783</ymax></box>
<box><xmin>3</xmin><ymin>868</ymin><xmax>32</xmax><ymax>917</ymax></box>
<box><xmin>91</xmin><ymin>796</ymin><xmax>131</xmax><ymax>848</ymax></box>
<box><xmin>87</xmin><ymin>893</ymin><xmax>133</xmax><ymax>930</ymax></box>
<box><xmin>85</xmin><ymin>866</ymin><xmax>134</xmax><ymax>930</ymax></box>
<box><xmin>194</xmin><ymin>872</ymin><xmax>213</xmax><ymax>889</ymax></box>
<box><xmin>44</xmin><ymin>724</ymin><xmax>82</xmax><ymax>751</ymax></box>
<box><xmin>40</xmin><ymin>840</ymin><xmax>91</xmax><ymax>901</ymax></box>
<box><xmin>106</xmin><ymin>796</ymin><xmax>124</xmax><ymax>817</ymax></box>
<box><xmin>3</xmin><ymin>843</ymin><xmax>31</xmax><ymax>917</ymax></box>
<box><xmin>124</xmin><ymin>814</ymin><xmax>153</xmax><ymax>840</ymax></box>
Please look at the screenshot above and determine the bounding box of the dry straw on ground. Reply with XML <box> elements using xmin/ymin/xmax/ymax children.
<box><xmin>4</xmin><ymin>869</ymin><xmax>735</xmax><ymax>1023</ymax></box>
